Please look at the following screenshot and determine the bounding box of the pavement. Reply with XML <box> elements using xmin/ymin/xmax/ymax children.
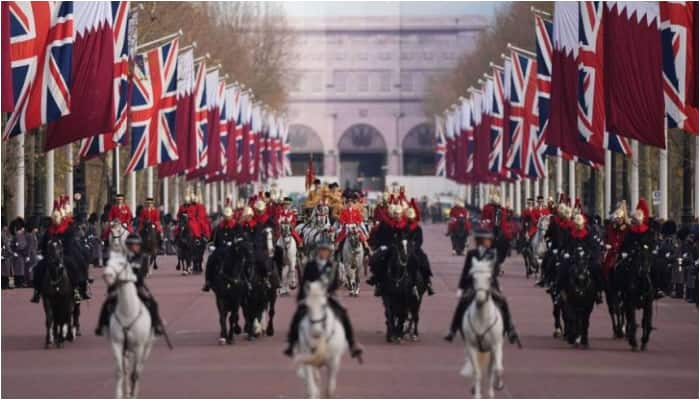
<box><xmin>2</xmin><ymin>224</ymin><xmax>698</xmax><ymax>398</ymax></box>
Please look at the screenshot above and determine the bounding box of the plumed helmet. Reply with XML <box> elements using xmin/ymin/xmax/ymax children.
<box><xmin>388</xmin><ymin>204</ymin><xmax>400</xmax><ymax>217</ymax></box>
<box><xmin>51</xmin><ymin>209</ymin><xmax>63</xmax><ymax>224</ymax></box>
<box><xmin>405</xmin><ymin>207</ymin><xmax>417</xmax><ymax>220</ymax></box>
<box><xmin>454</xmin><ymin>198</ymin><xmax>464</xmax><ymax>208</ymax></box>
<box><xmin>184</xmin><ymin>194</ymin><xmax>192</xmax><ymax>204</ymax></box>
<box><xmin>236</xmin><ymin>199</ymin><xmax>246</xmax><ymax>209</ymax></box>
<box><xmin>573</xmin><ymin>213</ymin><xmax>586</xmax><ymax>229</ymax></box>
<box><xmin>241</xmin><ymin>206</ymin><xmax>254</xmax><ymax>218</ymax></box>
<box><xmin>489</xmin><ymin>190</ymin><xmax>501</xmax><ymax>205</ymax></box>
<box><xmin>254</xmin><ymin>199</ymin><xmax>266</xmax><ymax>213</ymax></box>
<box><xmin>223</xmin><ymin>207</ymin><xmax>234</xmax><ymax>219</ymax></box>
<box><xmin>558</xmin><ymin>203</ymin><xmax>571</xmax><ymax>219</ymax></box>
<box><xmin>633</xmin><ymin>198</ymin><xmax>650</xmax><ymax>224</ymax></box>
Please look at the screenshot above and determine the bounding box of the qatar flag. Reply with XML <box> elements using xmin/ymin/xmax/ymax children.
<box><xmin>444</xmin><ymin>110</ymin><xmax>455</xmax><ymax>180</ymax></box>
<box><xmin>604</xmin><ymin>2</ymin><xmax>665</xmax><ymax>148</ymax></box>
<box><xmin>47</xmin><ymin>2</ymin><xmax>115</xmax><ymax>151</ymax></box>
<box><xmin>203</xmin><ymin>69</ymin><xmax>221</xmax><ymax>176</ymax></box>
<box><xmin>549</xmin><ymin>1</ymin><xmax>604</xmax><ymax>165</ymax></box>
<box><xmin>225</xmin><ymin>85</ymin><xmax>240</xmax><ymax>181</ymax></box>
<box><xmin>475</xmin><ymin>79</ymin><xmax>495</xmax><ymax>183</ymax></box>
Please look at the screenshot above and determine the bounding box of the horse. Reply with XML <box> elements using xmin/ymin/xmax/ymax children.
<box><xmin>531</xmin><ymin>216</ymin><xmax>549</xmax><ymax>262</ymax></box>
<box><xmin>460</xmin><ymin>258</ymin><xmax>504</xmax><ymax>399</ymax></box>
<box><xmin>560</xmin><ymin>246</ymin><xmax>597</xmax><ymax>348</ymax></box>
<box><xmin>293</xmin><ymin>281</ymin><xmax>347</xmax><ymax>399</ymax></box>
<box><xmin>341</xmin><ymin>224</ymin><xmax>364</xmax><ymax>297</ymax></box>
<box><xmin>615</xmin><ymin>246</ymin><xmax>655</xmax><ymax>351</ymax></box>
<box><xmin>242</xmin><ymin>227</ymin><xmax>278</xmax><ymax>340</ymax></box>
<box><xmin>109</xmin><ymin>220</ymin><xmax>130</xmax><ymax>254</ymax></box>
<box><xmin>405</xmin><ymin>238</ymin><xmax>426</xmax><ymax>341</ymax></box>
<box><xmin>103</xmin><ymin>251</ymin><xmax>154</xmax><ymax>398</ymax></box>
<box><xmin>381</xmin><ymin>237</ymin><xmax>414</xmax><ymax>343</ymax></box>
<box><xmin>450</xmin><ymin>216</ymin><xmax>469</xmax><ymax>256</ymax></box>
<box><xmin>277</xmin><ymin>222</ymin><xmax>300</xmax><ymax>296</ymax></box>
<box><xmin>139</xmin><ymin>222</ymin><xmax>160</xmax><ymax>274</ymax></box>
<box><xmin>40</xmin><ymin>239</ymin><xmax>77</xmax><ymax>349</ymax></box>
<box><xmin>211</xmin><ymin>239</ymin><xmax>247</xmax><ymax>345</ymax></box>
<box><xmin>175</xmin><ymin>214</ymin><xmax>194</xmax><ymax>275</ymax></box>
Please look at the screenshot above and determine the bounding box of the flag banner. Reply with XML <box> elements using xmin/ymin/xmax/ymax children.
<box><xmin>444</xmin><ymin>109</ymin><xmax>456</xmax><ymax>180</ymax></box>
<box><xmin>2</xmin><ymin>3</ymin><xmax>14</xmax><ymax>112</ymax></box>
<box><xmin>281</xmin><ymin>117</ymin><xmax>292</xmax><ymax>177</ymax></box>
<box><xmin>489</xmin><ymin>67</ymin><xmax>505</xmax><ymax>176</ymax></box>
<box><xmin>79</xmin><ymin>1</ymin><xmax>131</xmax><ymax>160</ymax></box>
<box><xmin>268</xmin><ymin>114</ymin><xmax>278</xmax><ymax>179</ymax></box>
<box><xmin>3</xmin><ymin>2</ymin><xmax>74</xmax><ymax>139</ymax></box>
<box><xmin>216</xmin><ymin>80</ymin><xmax>228</xmax><ymax>178</ymax></box>
<box><xmin>125</xmin><ymin>37</ymin><xmax>179</xmax><ymax>173</ymax></box>
<box><xmin>225</xmin><ymin>86</ymin><xmax>240</xmax><ymax>181</ymax></box>
<box><xmin>603</xmin><ymin>2</ymin><xmax>665</xmax><ymax>149</ymax></box>
<box><xmin>434</xmin><ymin>114</ymin><xmax>446</xmax><ymax>177</ymax></box>
<box><xmin>550</xmin><ymin>1</ymin><xmax>604</xmax><ymax>165</ymax></box>
<box><xmin>239</xmin><ymin>92</ymin><xmax>253</xmax><ymax>183</ymax></box>
<box><xmin>661</xmin><ymin>1</ymin><xmax>698</xmax><ymax>135</ymax></box>
<box><xmin>501</xmin><ymin>58</ymin><xmax>515</xmax><ymax>179</ymax></box>
<box><xmin>476</xmin><ymin>79</ymin><xmax>495</xmax><ymax>183</ymax></box>
<box><xmin>159</xmin><ymin>47</ymin><xmax>195</xmax><ymax>177</ymax></box>
<box><xmin>459</xmin><ymin>98</ymin><xmax>472</xmax><ymax>183</ymax></box>
<box><xmin>250</xmin><ymin>104</ymin><xmax>261</xmax><ymax>180</ymax></box>
<box><xmin>202</xmin><ymin>69</ymin><xmax>220</xmax><ymax>176</ymax></box>
<box><xmin>506</xmin><ymin>51</ymin><xmax>544</xmax><ymax>178</ymax></box>
<box><xmin>535</xmin><ymin>14</ymin><xmax>556</xmax><ymax>156</ymax></box>
<box><xmin>47</xmin><ymin>1</ymin><xmax>115</xmax><ymax>151</ymax></box>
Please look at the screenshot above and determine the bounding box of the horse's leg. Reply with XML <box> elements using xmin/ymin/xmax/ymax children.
<box><xmin>227</xmin><ymin>309</ymin><xmax>236</xmax><ymax>345</ymax></box>
<box><xmin>641</xmin><ymin>301</ymin><xmax>652</xmax><ymax>351</ymax></box>
<box><xmin>111</xmin><ymin>339</ymin><xmax>125</xmax><ymax>398</ymax></box>
<box><xmin>305</xmin><ymin>366</ymin><xmax>320</xmax><ymax>399</ymax></box>
<box><xmin>552</xmin><ymin>296</ymin><xmax>562</xmax><ymax>337</ymax></box>
<box><xmin>327</xmin><ymin>355</ymin><xmax>342</xmax><ymax>398</ymax></box>
<box><xmin>582</xmin><ymin>307</ymin><xmax>592</xmax><ymax>348</ymax></box>
<box><xmin>464</xmin><ymin>345</ymin><xmax>481</xmax><ymax>398</ymax></box>
<box><xmin>74</xmin><ymin>303</ymin><xmax>81</xmax><ymax>337</ymax></box>
<box><xmin>625</xmin><ymin>303</ymin><xmax>638</xmax><ymax>350</ymax></box>
<box><xmin>217</xmin><ymin>301</ymin><xmax>228</xmax><ymax>345</ymax></box>
<box><xmin>492</xmin><ymin>343</ymin><xmax>504</xmax><ymax>392</ymax></box>
<box><xmin>266</xmin><ymin>292</ymin><xmax>276</xmax><ymax>336</ymax></box>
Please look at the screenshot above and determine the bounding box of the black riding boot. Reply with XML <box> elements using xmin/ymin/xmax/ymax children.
<box><xmin>284</xmin><ymin>305</ymin><xmax>307</xmax><ymax>357</ymax></box>
<box><xmin>445</xmin><ymin>293</ymin><xmax>473</xmax><ymax>342</ymax></box>
<box><xmin>202</xmin><ymin>255</ymin><xmax>219</xmax><ymax>292</ymax></box>
<box><xmin>493</xmin><ymin>291</ymin><xmax>521</xmax><ymax>348</ymax></box>
<box><xmin>143</xmin><ymin>297</ymin><xmax>164</xmax><ymax>335</ymax></box>
<box><xmin>329</xmin><ymin>298</ymin><xmax>363</xmax><ymax>362</ymax></box>
<box><xmin>94</xmin><ymin>295</ymin><xmax>117</xmax><ymax>336</ymax></box>
<box><xmin>79</xmin><ymin>280</ymin><xmax>91</xmax><ymax>300</ymax></box>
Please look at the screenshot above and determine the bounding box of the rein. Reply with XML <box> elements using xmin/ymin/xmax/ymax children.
<box><xmin>467</xmin><ymin>297</ymin><xmax>500</xmax><ymax>352</ymax></box>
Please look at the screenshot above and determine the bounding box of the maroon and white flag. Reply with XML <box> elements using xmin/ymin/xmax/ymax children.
<box><xmin>603</xmin><ymin>2</ymin><xmax>665</xmax><ymax>148</ymax></box>
<box><xmin>47</xmin><ymin>2</ymin><xmax>115</xmax><ymax>151</ymax></box>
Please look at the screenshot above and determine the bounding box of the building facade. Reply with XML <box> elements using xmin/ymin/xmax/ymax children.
<box><xmin>285</xmin><ymin>15</ymin><xmax>486</xmax><ymax>191</ymax></box>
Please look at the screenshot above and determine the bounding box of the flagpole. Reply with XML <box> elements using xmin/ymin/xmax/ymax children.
<box><xmin>514</xmin><ymin>180</ymin><xmax>521</xmax><ymax>215</ymax></box>
<box><xmin>163</xmin><ymin>176</ymin><xmax>169</xmax><ymax>216</ymax></box>
<box><xmin>146</xmin><ymin>167</ymin><xmax>154</xmax><ymax>198</ymax></box>
<box><xmin>508</xmin><ymin>182</ymin><xmax>515</xmax><ymax>212</ymax></box>
<box><xmin>129</xmin><ymin>172</ymin><xmax>136</xmax><ymax>213</ymax></box>
<box><xmin>659</xmin><ymin>120</ymin><xmax>668</xmax><ymax>219</ymax></box>
<box><xmin>135</xmin><ymin>30</ymin><xmax>183</xmax><ymax>53</ymax></box>
<box><xmin>507</xmin><ymin>43</ymin><xmax>537</xmax><ymax>59</ymax></box>
<box><xmin>15</xmin><ymin>135</ymin><xmax>25</xmax><ymax>218</ymax></box>
<box><xmin>630</xmin><ymin>140</ymin><xmax>639</xmax><ymax>209</ymax></box>
<box><xmin>604</xmin><ymin>150</ymin><xmax>612</xmax><ymax>215</ymax></box>
<box><xmin>65</xmin><ymin>143</ymin><xmax>73</xmax><ymax>208</ymax></box>
<box><xmin>204</xmin><ymin>182</ymin><xmax>211</xmax><ymax>214</ymax></box>
<box><xmin>500</xmin><ymin>182</ymin><xmax>506</xmax><ymax>206</ymax></box>
<box><xmin>568</xmin><ymin>160</ymin><xmax>576</xmax><ymax>203</ymax></box>
<box><xmin>533</xmin><ymin>179</ymin><xmax>540</xmax><ymax>200</ymax></box>
<box><xmin>556</xmin><ymin>157</ymin><xmax>563</xmax><ymax>197</ymax></box>
<box><xmin>46</xmin><ymin>149</ymin><xmax>54</xmax><ymax>215</ymax></box>
<box><xmin>543</xmin><ymin>158</ymin><xmax>550</xmax><ymax>200</ymax></box>
<box><xmin>174</xmin><ymin>175</ymin><xmax>180</xmax><ymax>216</ymax></box>
<box><xmin>524</xmin><ymin>179</ymin><xmax>531</xmax><ymax>202</ymax></box>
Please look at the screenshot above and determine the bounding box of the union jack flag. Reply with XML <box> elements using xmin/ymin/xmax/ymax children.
<box><xmin>125</xmin><ymin>38</ymin><xmax>179</xmax><ymax>173</ymax></box>
<box><xmin>489</xmin><ymin>67</ymin><xmax>505</xmax><ymax>175</ymax></box>
<box><xmin>444</xmin><ymin>110</ymin><xmax>456</xmax><ymax>180</ymax></box>
<box><xmin>193</xmin><ymin>61</ymin><xmax>208</xmax><ymax>170</ymax></box>
<box><xmin>4</xmin><ymin>2</ymin><xmax>74</xmax><ymax>138</ymax></box>
<box><xmin>217</xmin><ymin>80</ymin><xmax>227</xmax><ymax>176</ymax></box>
<box><xmin>434</xmin><ymin>114</ymin><xmax>446</xmax><ymax>177</ymax></box>
<box><xmin>661</xmin><ymin>1</ymin><xmax>698</xmax><ymax>135</ymax></box>
<box><xmin>280</xmin><ymin>118</ymin><xmax>292</xmax><ymax>177</ymax></box>
<box><xmin>462</xmin><ymin>97</ymin><xmax>475</xmax><ymax>179</ymax></box>
<box><xmin>506</xmin><ymin>51</ymin><xmax>545</xmax><ymax>178</ymax></box>
<box><xmin>237</xmin><ymin>92</ymin><xmax>251</xmax><ymax>182</ymax></box>
<box><xmin>535</xmin><ymin>14</ymin><xmax>555</xmax><ymax>156</ymax></box>
<box><xmin>79</xmin><ymin>1</ymin><xmax>130</xmax><ymax>159</ymax></box>
<box><xmin>578</xmin><ymin>1</ymin><xmax>631</xmax><ymax>155</ymax></box>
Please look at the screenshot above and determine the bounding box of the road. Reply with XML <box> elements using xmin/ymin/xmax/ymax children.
<box><xmin>2</xmin><ymin>224</ymin><xmax>698</xmax><ymax>398</ymax></box>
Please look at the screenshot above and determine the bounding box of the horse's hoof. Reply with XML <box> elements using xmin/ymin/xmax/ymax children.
<box><xmin>411</xmin><ymin>334</ymin><xmax>419</xmax><ymax>342</ymax></box>
<box><xmin>227</xmin><ymin>339</ymin><xmax>234</xmax><ymax>345</ymax></box>
<box><xmin>493</xmin><ymin>376</ymin><xmax>505</xmax><ymax>391</ymax></box>
<box><xmin>76</xmin><ymin>329</ymin><xmax>82</xmax><ymax>337</ymax></box>
<box><xmin>581</xmin><ymin>342</ymin><xmax>590</xmax><ymax>349</ymax></box>
<box><xmin>266</xmin><ymin>327</ymin><xmax>274</xmax><ymax>336</ymax></box>
<box><xmin>247</xmin><ymin>334</ymin><xmax>255</xmax><ymax>341</ymax></box>
<box><xmin>553</xmin><ymin>329</ymin><xmax>562</xmax><ymax>338</ymax></box>
<box><xmin>218</xmin><ymin>338</ymin><xmax>226</xmax><ymax>345</ymax></box>
<box><xmin>640</xmin><ymin>343</ymin><xmax>647</xmax><ymax>351</ymax></box>
<box><xmin>56</xmin><ymin>342</ymin><xmax>64</xmax><ymax>349</ymax></box>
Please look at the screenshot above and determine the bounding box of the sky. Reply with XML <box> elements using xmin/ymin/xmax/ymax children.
<box><xmin>282</xmin><ymin>1</ymin><xmax>501</xmax><ymax>18</ymax></box>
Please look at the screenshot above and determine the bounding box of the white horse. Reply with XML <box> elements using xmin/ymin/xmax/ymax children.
<box><xmin>341</xmin><ymin>224</ymin><xmax>364</xmax><ymax>297</ymax></box>
<box><xmin>103</xmin><ymin>252</ymin><xmax>154</xmax><ymax>398</ymax></box>
<box><xmin>109</xmin><ymin>220</ymin><xmax>130</xmax><ymax>254</ymax></box>
<box><xmin>531</xmin><ymin>216</ymin><xmax>550</xmax><ymax>262</ymax></box>
<box><xmin>293</xmin><ymin>282</ymin><xmax>347</xmax><ymax>398</ymax></box>
<box><xmin>460</xmin><ymin>258</ymin><xmax>505</xmax><ymax>399</ymax></box>
<box><xmin>277</xmin><ymin>223</ymin><xmax>300</xmax><ymax>296</ymax></box>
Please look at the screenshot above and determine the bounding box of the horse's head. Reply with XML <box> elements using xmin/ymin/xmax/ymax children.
<box><xmin>264</xmin><ymin>227</ymin><xmax>275</xmax><ymax>257</ymax></box>
<box><xmin>471</xmin><ymin>258</ymin><xmax>494</xmax><ymax>308</ymax></box>
<box><xmin>178</xmin><ymin>213</ymin><xmax>189</xmax><ymax>228</ymax></box>
<box><xmin>46</xmin><ymin>238</ymin><xmax>64</xmax><ymax>266</ymax></box>
<box><xmin>304</xmin><ymin>281</ymin><xmax>329</xmax><ymax>339</ymax></box>
<box><xmin>103</xmin><ymin>251</ymin><xmax>137</xmax><ymax>288</ymax></box>
<box><xmin>538</xmin><ymin>216</ymin><xmax>550</xmax><ymax>232</ymax></box>
<box><xmin>570</xmin><ymin>246</ymin><xmax>592</xmax><ymax>294</ymax></box>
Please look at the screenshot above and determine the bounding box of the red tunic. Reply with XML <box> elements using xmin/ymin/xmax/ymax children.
<box><xmin>522</xmin><ymin>207</ymin><xmax>540</xmax><ymax>238</ymax></box>
<box><xmin>602</xmin><ymin>223</ymin><xmax>627</xmax><ymax>280</ymax></box>
<box><xmin>336</xmin><ymin>207</ymin><xmax>367</xmax><ymax>244</ymax></box>
<box><xmin>108</xmin><ymin>204</ymin><xmax>133</xmax><ymax>225</ymax></box>
<box><xmin>175</xmin><ymin>204</ymin><xmax>202</xmax><ymax>237</ymax></box>
<box><xmin>194</xmin><ymin>203</ymin><xmax>211</xmax><ymax>239</ymax></box>
<box><xmin>481</xmin><ymin>203</ymin><xmax>512</xmax><ymax>239</ymax></box>
<box><xmin>275</xmin><ymin>208</ymin><xmax>302</xmax><ymax>246</ymax></box>
<box><xmin>448</xmin><ymin>206</ymin><xmax>471</xmax><ymax>233</ymax></box>
<box><xmin>138</xmin><ymin>207</ymin><xmax>162</xmax><ymax>233</ymax></box>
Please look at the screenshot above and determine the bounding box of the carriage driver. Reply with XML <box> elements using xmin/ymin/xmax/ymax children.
<box><xmin>283</xmin><ymin>238</ymin><xmax>364</xmax><ymax>362</ymax></box>
<box><xmin>444</xmin><ymin>227</ymin><xmax>521</xmax><ymax>347</ymax></box>
<box><xmin>201</xmin><ymin>206</ymin><xmax>238</xmax><ymax>292</ymax></box>
<box><xmin>94</xmin><ymin>233</ymin><xmax>165</xmax><ymax>337</ymax></box>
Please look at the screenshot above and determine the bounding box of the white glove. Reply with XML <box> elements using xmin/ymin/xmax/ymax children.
<box><xmin>605</xmin><ymin>244</ymin><xmax>612</xmax><ymax>250</ymax></box>
<box><xmin>37</xmin><ymin>255</ymin><xmax>43</xmax><ymax>261</ymax></box>
<box><xmin>456</xmin><ymin>289</ymin><xmax>463</xmax><ymax>298</ymax></box>
<box><xmin>209</xmin><ymin>246</ymin><xmax>216</xmax><ymax>252</ymax></box>
<box><xmin>621</xmin><ymin>252</ymin><xmax>628</xmax><ymax>259</ymax></box>
<box><xmin>552</xmin><ymin>249</ymin><xmax>558</xmax><ymax>255</ymax></box>
<box><xmin>380</xmin><ymin>245</ymin><xmax>387</xmax><ymax>251</ymax></box>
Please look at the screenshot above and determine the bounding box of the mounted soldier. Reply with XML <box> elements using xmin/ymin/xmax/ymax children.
<box><xmin>560</xmin><ymin>212</ymin><xmax>604</xmax><ymax>304</ymax></box>
<box><xmin>602</xmin><ymin>201</ymin><xmax>629</xmax><ymax>282</ymax></box>
<box><xmin>202</xmin><ymin>205</ymin><xmax>238</xmax><ymax>292</ymax></box>
<box><xmin>444</xmin><ymin>226</ymin><xmax>520</xmax><ymax>346</ymax></box>
<box><xmin>94</xmin><ymin>233</ymin><xmax>165</xmax><ymax>337</ymax></box>
<box><xmin>283</xmin><ymin>238</ymin><xmax>363</xmax><ymax>361</ymax></box>
<box><xmin>538</xmin><ymin>197</ymin><xmax>573</xmax><ymax>288</ymax></box>
<box><xmin>480</xmin><ymin>190</ymin><xmax>512</xmax><ymax>267</ymax></box>
<box><xmin>402</xmin><ymin>200</ymin><xmax>435</xmax><ymax>295</ymax></box>
<box><xmin>137</xmin><ymin>197</ymin><xmax>163</xmax><ymax>235</ymax></box>
<box><xmin>108</xmin><ymin>194</ymin><xmax>133</xmax><ymax>230</ymax></box>
<box><xmin>335</xmin><ymin>192</ymin><xmax>369</xmax><ymax>253</ymax></box>
<box><xmin>275</xmin><ymin>196</ymin><xmax>303</xmax><ymax>248</ymax></box>
<box><xmin>522</xmin><ymin>198</ymin><xmax>538</xmax><ymax>239</ymax></box>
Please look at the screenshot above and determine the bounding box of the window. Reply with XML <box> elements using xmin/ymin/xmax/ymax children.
<box><xmin>400</xmin><ymin>71</ymin><xmax>413</xmax><ymax>92</ymax></box>
<box><xmin>356</xmin><ymin>72</ymin><xmax>369</xmax><ymax>92</ymax></box>
<box><xmin>333</xmin><ymin>70</ymin><xmax>347</xmax><ymax>92</ymax></box>
<box><xmin>378</xmin><ymin>71</ymin><xmax>391</xmax><ymax>92</ymax></box>
<box><xmin>309</xmin><ymin>71</ymin><xmax>322</xmax><ymax>93</ymax></box>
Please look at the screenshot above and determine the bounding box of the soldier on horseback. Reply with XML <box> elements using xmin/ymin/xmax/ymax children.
<box><xmin>444</xmin><ymin>227</ymin><xmax>520</xmax><ymax>346</ymax></box>
<box><xmin>276</xmin><ymin>196</ymin><xmax>303</xmax><ymax>248</ymax></box>
<box><xmin>401</xmin><ymin>201</ymin><xmax>435</xmax><ymax>296</ymax></box>
<box><xmin>335</xmin><ymin>192</ymin><xmax>369</xmax><ymax>253</ymax></box>
<box><xmin>620</xmin><ymin>198</ymin><xmax>655</xmax><ymax>281</ymax></box>
<box><xmin>446</xmin><ymin>198</ymin><xmax>471</xmax><ymax>237</ymax></box>
<box><xmin>557</xmin><ymin>212</ymin><xmax>604</xmax><ymax>304</ymax></box>
<box><xmin>202</xmin><ymin>205</ymin><xmax>238</xmax><ymax>292</ymax></box>
<box><xmin>522</xmin><ymin>198</ymin><xmax>539</xmax><ymax>240</ymax></box>
<box><xmin>537</xmin><ymin>198</ymin><xmax>573</xmax><ymax>288</ymax></box>
<box><xmin>31</xmin><ymin>199</ymin><xmax>91</xmax><ymax>303</ymax></box>
<box><xmin>480</xmin><ymin>190</ymin><xmax>512</xmax><ymax>267</ymax></box>
<box><xmin>283</xmin><ymin>238</ymin><xmax>364</xmax><ymax>361</ymax></box>
<box><xmin>367</xmin><ymin>204</ymin><xmax>403</xmax><ymax>296</ymax></box>
<box><xmin>94</xmin><ymin>233</ymin><xmax>165</xmax><ymax>337</ymax></box>
<box><xmin>137</xmin><ymin>197</ymin><xmax>163</xmax><ymax>235</ymax></box>
<box><xmin>108</xmin><ymin>193</ymin><xmax>133</xmax><ymax>228</ymax></box>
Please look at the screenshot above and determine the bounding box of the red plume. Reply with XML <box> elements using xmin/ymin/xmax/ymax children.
<box><xmin>53</xmin><ymin>200</ymin><xmax>60</xmax><ymax>213</ymax></box>
<box><xmin>410</xmin><ymin>198</ymin><xmax>420</xmax><ymax>222</ymax></box>
<box><xmin>636</xmin><ymin>198</ymin><xmax>650</xmax><ymax>221</ymax></box>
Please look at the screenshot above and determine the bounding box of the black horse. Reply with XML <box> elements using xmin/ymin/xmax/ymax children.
<box><xmin>176</xmin><ymin>214</ymin><xmax>194</xmax><ymax>274</ymax></box>
<box><xmin>242</xmin><ymin>227</ymin><xmax>278</xmax><ymax>340</ymax></box>
<box><xmin>614</xmin><ymin>247</ymin><xmax>655</xmax><ymax>351</ymax></box>
<box><xmin>211</xmin><ymin>239</ymin><xmax>247</xmax><ymax>345</ymax></box>
<box><xmin>560</xmin><ymin>246</ymin><xmax>597</xmax><ymax>348</ymax></box>
<box><xmin>40</xmin><ymin>239</ymin><xmax>79</xmax><ymax>349</ymax></box>
<box><xmin>140</xmin><ymin>222</ymin><xmax>160</xmax><ymax>272</ymax></box>
<box><xmin>405</xmin><ymin>238</ymin><xmax>425</xmax><ymax>341</ymax></box>
<box><xmin>381</xmin><ymin>236</ymin><xmax>414</xmax><ymax>343</ymax></box>
<box><xmin>450</xmin><ymin>216</ymin><xmax>468</xmax><ymax>255</ymax></box>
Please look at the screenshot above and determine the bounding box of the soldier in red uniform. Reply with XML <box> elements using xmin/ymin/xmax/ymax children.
<box><xmin>175</xmin><ymin>193</ymin><xmax>202</xmax><ymax>238</ymax></box>
<box><xmin>447</xmin><ymin>198</ymin><xmax>471</xmax><ymax>235</ymax></box>
<box><xmin>602</xmin><ymin>201</ymin><xmax>629</xmax><ymax>281</ymax></box>
<box><xmin>275</xmin><ymin>197</ymin><xmax>303</xmax><ymax>247</ymax></box>
<box><xmin>193</xmin><ymin>194</ymin><xmax>211</xmax><ymax>240</ymax></box>
<box><xmin>336</xmin><ymin>193</ymin><xmax>369</xmax><ymax>249</ymax></box>
<box><xmin>138</xmin><ymin>197</ymin><xmax>163</xmax><ymax>233</ymax></box>
<box><xmin>522</xmin><ymin>198</ymin><xmax>539</xmax><ymax>239</ymax></box>
<box><xmin>536</xmin><ymin>196</ymin><xmax>550</xmax><ymax>217</ymax></box>
<box><xmin>108</xmin><ymin>194</ymin><xmax>134</xmax><ymax>228</ymax></box>
<box><xmin>480</xmin><ymin>191</ymin><xmax>511</xmax><ymax>267</ymax></box>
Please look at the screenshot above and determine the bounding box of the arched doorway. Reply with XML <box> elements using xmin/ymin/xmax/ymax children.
<box><xmin>287</xmin><ymin>124</ymin><xmax>324</xmax><ymax>176</ymax></box>
<box><xmin>402</xmin><ymin>123</ymin><xmax>436</xmax><ymax>176</ymax></box>
<box><xmin>338</xmin><ymin>124</ymin><xmax>387</xmax><ymax>191</ymax></box>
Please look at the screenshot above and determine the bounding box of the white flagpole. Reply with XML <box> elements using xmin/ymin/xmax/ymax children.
<box><xmin>65</xmin><ymin>144</ymin><xmax>73</xmax><ymax>208</ymax></box>
<box><xmin>515</xmin><ymin>180</ymin><xmax>521</xmax><ymax>215</ymax></box>
<box><xmin>568</xmin><ymin>160</ymin><xmax>576</xmax><ymax>203</ymax></box>
<box><xmin>533</xmin><ymin>178</ymin><xmax>540</xmax><ymax>199</ymax></box>
<box><xmin>129</xmin><ymin>172</ymin><xmax>136</xmax><ymax>212</ymax></box>
<box><xmin>524</xmin><ymin>179</ymin><xmax>531</xmax><ymax>202</ymax></box>
<box><xmin>543</xmin><ymin>158</ymin><xmax>550</xmax><ymax>200</ymax></box>
<box><xmin>466</xmin><ymin>185</ymin><xmax>472</xmax><ymax>206</ymax></box>
<box><xmin>604</xmin><ymin>150</ymin><xmax>612</xmax><ymax>215</ymax></box>
<box><xmin>46</xmin><ymin>149</ymin><xmax>55</xmax><ymax>215</ymax></box>
<box><xmin>146</xmin><ymin>167</ymin><xmax>154</xmax><ymax>198</ymax></box>
<box><xmin>204</xmin><ymin>183</ymin><xmax>211</xmax><ymax>214</ymax></box>
<box><xmin>114</xmin><ymin>148</ymin><xmax>120</xmax><ymax>194</ymax></box>
<box><xmin>174</xmin><ymin>175</ymin><xmax>180</xmax><ymax>216</ymax></box>
<box><xmin>500</xmin><ymin>182</ymin><xmax>507</xmax><ymax>205</ymax></box>
<box><xmin>508</xmin><ymin>182</ymin><xmax>515</xmax><ymax>210</ymax></box>
<box><xmin>15</xmin><ymin>135</ymin><xmax>25</xmax><ymax>218</ymax></box>
<box><xmin>163</xmin><ymin>176</ymin><xmax>169</xmax><ymax>216</ymax></box>
<box><xmin>556</xmin><ymin>157</ymin><xmax>563</xmax><ymax>197</ymax></box>
<box><xmin>630</xmin><ymin>140</ymin><xmax>639</xmax><ymax>209</ymax></box>
<box><xmin>659</xmin><ymin>122</ymin><xmax>668</xmax><ymax>219</ymax></box>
